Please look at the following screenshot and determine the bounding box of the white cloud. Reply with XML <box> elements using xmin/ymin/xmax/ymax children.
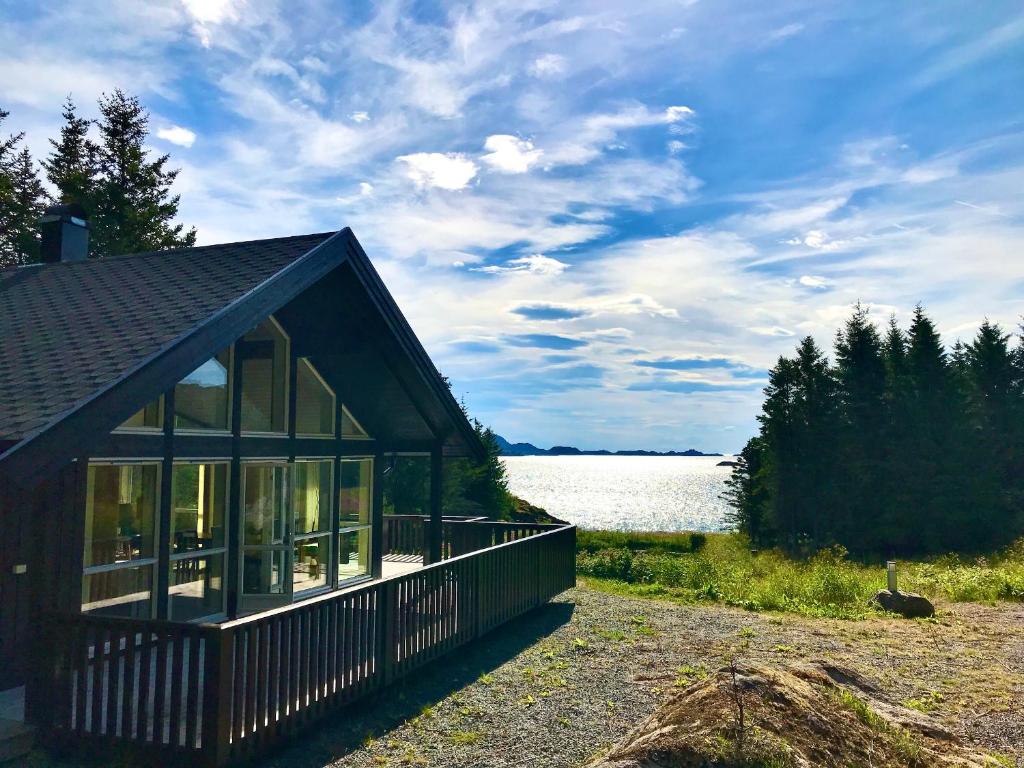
<box><xmin>359</xmin><ymin>182</ymin><xmax>374</xmax><ymax>196</ymax></box>
<box><xmin>350</xmin><ymin>111</ymin><xmax>370</xmax><ymax>123</ymax></box>
<box><xmin>545</xmin><ymin>104</ymin><xmax>697</xmax><ymax>166</ymax></box>
<box><xmin>472</xmin><ymin>254</ymin><xmax>570</xmax><ymax>275</ymax></box>
<box><xmin>529</xmin><ymin>53</ymin><xmax>567</xmax><ymax>78</ymax></box>
<box><xmin>799</xmin><ymin>275</ymin><xmax>831</xmax><ymax>289</ymax></box>
<box><xmin>749</xmin><ymin>326</ymin><xmax>796</xmax><ymax>337</ymax></box>
<box><xmin>481</xmin><ymin>135</ymin><xmax>543</xmax><ymax>173</ymax></box>
<box><xmin>156</xmin><ymin>125</ymin><xmax>196</xmax><ymax>147</ymax></box>
<box><xmin>768</xmin><ymin>23</ymin><xmax>804</xmax><ymax>41</ymax></box>
<box><xmin>180</xmin><ymin>0</ymin><xmax>241</xmax><ymax>47</ymax></box>
<box><xmin>395</xmin><ymin>152</ymin><xmax>479</xmax><ymax>190</ymax></box>
<box><xmin>668</xmin><ymin>140</ymin><xmax>686</xmax><ymax>155</ymax></box>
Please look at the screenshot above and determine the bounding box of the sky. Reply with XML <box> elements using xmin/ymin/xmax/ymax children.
<box><xmin>2</xmin><ymin>1</ymin><xmax>1023</xmax><ymax>453</ymax></box>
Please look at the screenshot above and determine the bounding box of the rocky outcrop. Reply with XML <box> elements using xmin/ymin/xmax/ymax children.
<box><xmin>869</xmin><ymin>589</ymin><xmax>935</xmax><ymax>618</ymax></box>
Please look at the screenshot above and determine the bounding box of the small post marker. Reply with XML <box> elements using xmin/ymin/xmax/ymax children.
<box><xmin>886</xmin><ymin>561</ymin><xmax>898</xmax><ymax>593</ymax></box>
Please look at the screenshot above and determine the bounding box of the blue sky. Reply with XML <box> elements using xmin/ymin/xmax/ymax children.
<box><xmin>2</xmin><ymin>1</ymin><xmax>1023</xmax><ymax>452</ymax></box>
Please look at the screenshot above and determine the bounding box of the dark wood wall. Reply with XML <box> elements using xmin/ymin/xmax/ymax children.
<box><xmin>0</xmin><ymin>461</ymin><xmax>82</xmax><ymax>690</ymax></box>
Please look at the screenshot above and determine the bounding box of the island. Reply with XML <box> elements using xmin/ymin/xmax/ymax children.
<box><xmin>496</xmin><ymin>435</ymin><xmax>723</xmax><ymax>457</ymax></box>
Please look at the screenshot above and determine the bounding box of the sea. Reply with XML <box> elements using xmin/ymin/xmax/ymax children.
<box><xmin>501</xmin><ymin>455</ymin><xmax>736</xmax><ymax>532</ymax></box>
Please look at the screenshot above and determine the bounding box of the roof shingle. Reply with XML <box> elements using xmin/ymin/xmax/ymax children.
<box><xmin>0</xmin><ymin>232</ymin><xmax>334</xmax><ymax>443</ymax></box>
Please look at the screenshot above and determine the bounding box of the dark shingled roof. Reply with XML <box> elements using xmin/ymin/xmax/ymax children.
<box><xmin>0</xmin><ymin>232</ymin><xmax>334</xmax><ymax>444</ymax></box>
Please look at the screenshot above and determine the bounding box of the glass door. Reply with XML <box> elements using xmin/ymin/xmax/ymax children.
<box><xmin>240</xmin><ymin>462</ymin><xmax>291</xmax><ymax>612</ymax></box>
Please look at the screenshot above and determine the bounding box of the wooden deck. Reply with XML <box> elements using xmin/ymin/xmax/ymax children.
<box><xmin>27</xmin><ymin>522</ymin><xmax>576</xmax><ymax>766</ymax></box>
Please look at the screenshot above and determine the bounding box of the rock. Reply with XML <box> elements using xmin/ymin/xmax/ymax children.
<box><xmin>868</xmin><ymin>589</ymin><xmax>935</xmax><ymax>618</ymax></box>
<box><xmin>716</xmin><ymin>460</ymin><xmax>740</xmax><ymax>467</ymax></box>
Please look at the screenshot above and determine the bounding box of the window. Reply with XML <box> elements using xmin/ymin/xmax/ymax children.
<box><xmin>242</xmin><ymin>463</ymin><xmax>289</xmax><ymax>595</ymax></box>
<box><xmin>296</xmin><ymin>358</ymin><xmax>335</xmax><ymax>437</ymax></box>
<box><xmin>175</xmin><ymin>350</ymin><xmax>231</xmax><ymax>431</ymax></box>
<box><xmin>239</xmin><ymin>318</ymin><xmax>288</xmax><ymax>434</ymax></box>
<box><xmin>338</xmin><ymin>459</ymin><xmax>373</xmax><ymax>582</ymax></box>
<box><xmin>341</xmin><ymin>405</ymin><xmax>369</xmax><ymax>439</ymax></box>
<box><xmin>117</xmin><ymin>398</ymin><xmax>163</xmax><ymax>431</ymax></box>
<box><xmin>293</xmin><ymin>461</ymin><xmax>333</xmax><ymax>592</ymax></box>
<box><xmin>169</xmin><ymin>463</ymin><xmax>228</xmax><ymax>620</ymax></box>
<box><xmin>82</xmin><ymin>463</ymin><xmax>159</xmax><ymax>618</ymax></box>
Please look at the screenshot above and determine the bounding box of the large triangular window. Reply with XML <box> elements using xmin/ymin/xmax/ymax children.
<box><xmin>341</xmin><ymin>405</ymin><xmax>369</xmax><ymax>439</ymax></box>
<box><xmin>296</xmin><ymin>358</ymin><xmax>335</xmax><ymax>438</ymax></box>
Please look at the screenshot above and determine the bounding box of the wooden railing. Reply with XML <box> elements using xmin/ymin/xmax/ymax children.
<box><xmin>29</xmin><ymin>524</ymin><xmax>576</xmax><ymax>766</ymax></box>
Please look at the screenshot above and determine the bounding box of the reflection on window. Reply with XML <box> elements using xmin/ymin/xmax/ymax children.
<box><xmin>382</xmin><ymin>455</ymin><xmax>430</xmax><ymax>516</ymax></box>
<box><xmin>175</xmin><ymin>350</ymin><xmax>230</xmax><ymax>431</ymax></box>
<box><xmin>171</xmin><ymin>463</ymin><xmax>227</xmax><ymax>553</ymax></box>
<box><xmin>339</xmin><ymin>458</ymin><xmax>372</xmax><ymax>584</ymax></box>
<box><xmin>341</xmin><ymin>406</ymin><xmax>369</xmax><ymax>439</ymax></box>
<box><xmin>169</xmin><ymin>462</ymin><xmax>227</xmax><ymax>620</ymax></box>
<box><xmin>243</xmin><ymin>549</ymin><xmax>286</xmax><ymax>595</ymax></box>
<box><xmin>338</xmin><ymin>529</ymin><xmax>371</xmax><ymax>581</ymax></box>
<box><xmin>118</xmin><ymin>398</ymin><xmax>162</xmax><ymax>430</ymax></box>
<box><xmin>243</xmin><ymin>464</ymin><xmax>287</xmax><ymax>546</ymax></box>
<box><xmin>82</xmin><ymin>463</ymin><xmax>159</xmax><ymax>618</ymax></box>
<box><xmin>169</xmin><ymin>553</ymin><xmax>225</xmax><ymax>622</ymax></box>
<box><xmin>296</xmin><ymin>358</ymin><xmax>335</xmax><ymax>437</ymax></box>
<box><xmin>294</xmin><ymin>461</ymin><xmax>332</xmax><ymax>592</ymax></box>
<box><xmin>240</xmin><ymin>318</ymin><xmax>288</xmax><ymax>433</ymax></box>
<box><xmin>339</xmin><ymin>459</ymin><xmax>372</xmax><ymax>526</ymax></box>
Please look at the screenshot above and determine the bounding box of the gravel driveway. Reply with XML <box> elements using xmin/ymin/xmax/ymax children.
<box><xmin>256</xmin><ymin>584</ymin><xmax>1023</xmax><ymax>768</ymax></box>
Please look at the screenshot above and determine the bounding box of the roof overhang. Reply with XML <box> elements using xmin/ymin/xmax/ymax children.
<box><xmin>0</xmin><ymin>228</ymin><xmax>483</xmax><ymax>491</ymax></box>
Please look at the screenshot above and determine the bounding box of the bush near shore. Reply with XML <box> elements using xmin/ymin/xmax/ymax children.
<box><xmin>576</xmin><ymin>531</ymin><xmax>1024</xmax><ymax>619</ymax></box>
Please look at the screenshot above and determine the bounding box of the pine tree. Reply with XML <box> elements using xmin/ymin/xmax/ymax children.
<box><xmin>0</xmin><ymin>109</ymin><xmax>49</xmax><ymax>268</ymax></box>
<box><xmin>89</xmin><ymin>90</ymin><xmax>196</xmax><ymax>257</ymax></box>
<box><xmin>42</xmin><ymin>96</ymin><xmax>98</xmax><ymax>210</ymax></box>
<box><xmin>960</xmin><ymin>321</ymin><xmax>1019</xmax><ymax>547</ymax></box>
<box><xmin>833</xmin><ymin>304</ymin><xmax>887</xmax><ymax>549</ymax></box>
<box><xmin>722</xmin><ymin>436</ymin><xmax>769</xmax><ymax>545</ymax></box>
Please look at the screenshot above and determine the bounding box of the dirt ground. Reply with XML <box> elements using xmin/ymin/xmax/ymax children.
<box><xmin>262</xmin><ymin>583</ymin><xmax>1022</xmax><ymax>768</ymax></box>
<box><xmin>25</xmin><ymin>583</ymin><xmax>1024</xmax><ymax>767</ymax></box>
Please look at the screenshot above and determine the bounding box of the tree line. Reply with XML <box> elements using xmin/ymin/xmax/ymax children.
<box><xmin>725</xmin><ymin>305</ymin><xmax>1024</xmax><ymax>556</ymax></box>
<box><xmin>0</xmin><ymin>91</ymin><xmax>194</xmax><ymax>268</ymax></box>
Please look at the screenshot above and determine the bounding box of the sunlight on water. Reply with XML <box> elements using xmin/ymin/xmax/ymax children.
<box><xmin>502</xmin><ymin>455</ymin><xmax>736</xmax><ymax>532</ymax></box>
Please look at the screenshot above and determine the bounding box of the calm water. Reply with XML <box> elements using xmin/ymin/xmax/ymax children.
<box><xmin>501</xmin><ymin>455</ymin><xmax>736</xmax><ymax>532</ymax></box>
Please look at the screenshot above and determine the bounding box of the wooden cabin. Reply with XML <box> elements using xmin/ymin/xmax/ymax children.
<box><xmin>0</xmin><ymin>211</ymin><xmax>575</xmax><ymax>764</ymax></box>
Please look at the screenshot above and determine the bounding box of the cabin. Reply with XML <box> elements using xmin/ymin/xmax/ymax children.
<box><xmin>0</xmin><ymin>207</ymin><xmax>576</xmax><ymax>765</ymax></box>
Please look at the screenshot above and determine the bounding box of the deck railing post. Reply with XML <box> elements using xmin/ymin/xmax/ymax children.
<box><xmin>381</xmin><ymin>579</ymin><xmax>397</xmax><ymax>685</ymax></box>
<box><xmin>201</xmin><ymin>626</ymin><xmax>234</xmax><ymax>767</ymax></box>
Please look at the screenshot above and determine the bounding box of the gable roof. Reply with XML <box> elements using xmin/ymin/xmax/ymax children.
<box><xmin>0</xmin><ymin>228</ymin><xmax>482</xmax><ymax>487</ymax></box>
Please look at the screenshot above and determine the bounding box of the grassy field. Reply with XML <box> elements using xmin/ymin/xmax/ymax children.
<box><xmin>576</xmin><ymin>530</ymin><xmax>1024</xmax><ymax>619</ymax></box>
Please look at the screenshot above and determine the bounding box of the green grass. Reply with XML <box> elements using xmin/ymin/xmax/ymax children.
<box><xmin>577</xmin><ymin>532</ymin><xmax>1024</xmax><ymax>619</ymax></box>
<box><xmin>576</xmin><ymin>529</ymin><xmax>707</xmax><ymax>554</ymax></box>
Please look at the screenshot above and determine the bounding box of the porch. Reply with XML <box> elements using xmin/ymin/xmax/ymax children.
<box><xmin>26</xmin><ymin>520</ymin><xmax>576</xmax><ymax>766</ymax></box>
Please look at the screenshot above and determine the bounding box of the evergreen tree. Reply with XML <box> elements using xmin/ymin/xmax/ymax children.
<box><xmin>833</xmin><ymin>304</ymin><xmax>887</xmax><ymax>549</ymax></box>
<box><xmin>0</xmin><ymin>109</ymin><xmax>49</xmax><ymax>268</ymax></box>
<box><xmin>42</xmin><ymin>96</ymin><xmax>98</xmax><ymax>210</ymax></box>
<box><xmin>89</xmin><ymin>90</ymin><xmax>196</xmax><ymax>257</ymax></box>
<box><xmin>960</xmin><ymin>321</ymin><xmax>1020</xmax><ymax>547</ymax></box>
<box><xmin>725</xmin><ymin>304</ymin><xmax>1024</xmax><ymax>557</ymax></box>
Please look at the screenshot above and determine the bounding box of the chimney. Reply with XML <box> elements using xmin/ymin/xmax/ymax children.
<box><xmin>39</xmin><ymin>203</ymin><xmax>90</xmax><ymax>263</ymax></box>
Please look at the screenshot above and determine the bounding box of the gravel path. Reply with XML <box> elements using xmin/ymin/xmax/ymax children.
<box><xmin>255</xmin><ymin>585</ymin><xmax>1023</xmax><ymax>768</ymax></box>
<box><xmin>24</xmin><ymin>585</ymin><xmax>1022</xmax><ymax>767</ymax></box>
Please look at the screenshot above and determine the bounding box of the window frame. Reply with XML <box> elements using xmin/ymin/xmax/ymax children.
<box><xmin>81</xmin><ymin>459</ymin><xmax>162</xmax><ymax>619</ymax></box>
<box><xmin>173</xmin><ymin>347</ymin><xmax>235</xmax><ymax>436</ymax></box>
<box><xmin>168</xmin><ymin>459</ymin><xmax>230</xmax><ymax>622</ymax></box>
<box><xmin>238</xmin><ymin>315</ymin><xmax>291</xmax><ymax>438</ymax></box>
<box><xmin>292</xmin><ymin>458</ymin><xmax>335</xmax><ymax>595</ymax></box>
<box><xmin>112</xmin><ymin>397</ymin><xmax>165</xmax><ymax>434</ymax></box>
<box><xmin>337</xmin><ymin>456</ymin><xmax>374</xmax><ymax>587</ymax></box>
<box><xmin>295</xmin><ymin>357</ymin><xmax>337</xmax><ymax>440</ymax></box>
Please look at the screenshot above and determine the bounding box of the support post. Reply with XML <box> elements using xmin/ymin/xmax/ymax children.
<box><xmin>428</xmin><ymin>447</ymin><xmax>443</xmax><ymax>565</ymax></box>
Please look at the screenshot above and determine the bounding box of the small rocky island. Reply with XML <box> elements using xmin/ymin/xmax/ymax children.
<box><xmin>497</xmin><ymin>435</ymin><xmax>723</xmax><ymax>458</ymax></box>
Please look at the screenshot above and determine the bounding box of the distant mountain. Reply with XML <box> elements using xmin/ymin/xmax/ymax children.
<box><xmin>495</xmin><ymin>434</ymin><xmax>723</xmax><ymax>457</ymax></box>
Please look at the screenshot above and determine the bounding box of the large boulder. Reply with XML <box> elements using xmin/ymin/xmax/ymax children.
<box><xmin>869</xmin><ymin>589</ymin><xmax>935</xmax><ymax>618</ymax></box>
